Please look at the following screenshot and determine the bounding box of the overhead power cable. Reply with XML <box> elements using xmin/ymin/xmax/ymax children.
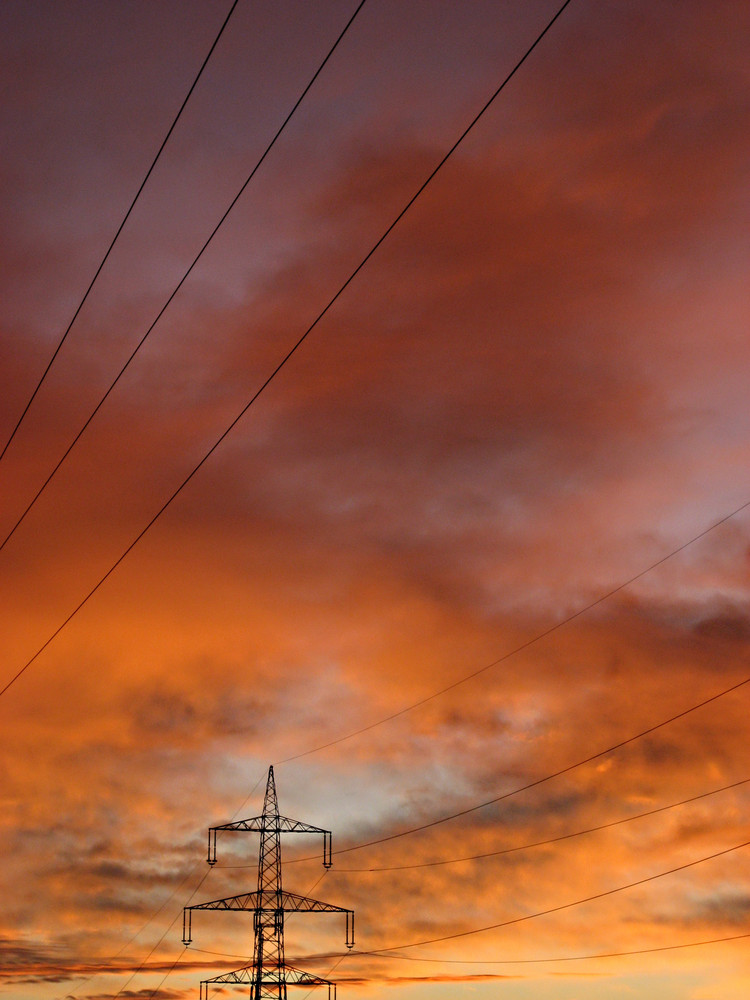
<box><xmin>0</xmin><ymin>0</ymin><xmax>573</xmax><ymax>699</ymax></box>
<box><xmin>356</xmin><ymin>838</ymin><xmax>750</xmax><ymax>955</ymax></box>
<box><xmin>55</xmin><ymin>770</ymin><xmax>266</xmax><ymax>1000</ymax></box>
<box><xmin>142</xmin><ymin>946</ymin><xmax>188</xmax><ymax>1000</ymax></box>
<box><xmin>224</xmin><ymin>775</ymin><xmax>745</xmax><ymax>872</ymax></box>
<box><xmin>78</xmin><ymin>868</ymin><xmax>211</xmax><ymax>1000</ymax></box>
<box><xmin>354</xmin><ymin>930</ymin><xmax>750</xmax><ymax>965</ymax></box>
<box><xmin>275</xmin><ymin>497</ymin><xmax>750</xmax><ymax>765</ymax></box>
<box><xmin>0</xmin><ymin>0</ymin><xmax>369</xmax><ymax>558</ymax></box>
<box><xmin>52</xmin><ymin>864</ymin><xmax>204</xmax><ymax>1000</ymax></box>
<box><xmin>281</xmin><ymin>673</ymin><xmax>748</xmax><ymax>862</ymax></box>
<box><xmin>0</xmin><ymin>0</ymin><xmax>241</xmax><ymax>464</ymax></box>
<box><xmin>186</xmin><ymin>930</ymin><xmax>750</xmax><ymax>966</ymax></box>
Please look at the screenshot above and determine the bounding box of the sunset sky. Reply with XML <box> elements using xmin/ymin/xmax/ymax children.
<box><xmin>1</xmin><ymin>1</ymin><xmax>749</xmax><ymax>999</ymax></box>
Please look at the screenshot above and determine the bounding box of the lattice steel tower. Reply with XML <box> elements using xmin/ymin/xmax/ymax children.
<box><xmin>183</xmin><ymin>766</ymin><xmax>354</xmax><ymax>1000</ymax></box>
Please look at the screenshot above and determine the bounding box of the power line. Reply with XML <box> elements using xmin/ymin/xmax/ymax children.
<box><xmin>143</xmin><ymin>945</ymin><xmax>188</xmax><ymax>1000</ymax></box>
<box><xmin>0</xmin><ymin>0</ymin><xmax>369</xmax><ymax>559</ymax></box>
<box><xmin>168</xmin><ymin>930</ymin><xmax>750</xmax><ymax>966</ymax></box>
<box><xmin>275</xmin><ymin>496</ymin><xmax>750</xmax><ymax>765</ymax></box>
<box><xmin>0</xmin><ymin>0</ymin><xmax>573</xmax><ymax>699</ymax></box>
<box><xmin>48</xmin><ymin>869</ymin><xmax>211</xmax><ymax>1000</ymax></box>
<box><xmin>287</xmin><ymin>673</ymin><xmax>749</xmax><ymax>861</ymax></box>
<box><xmin>229</xmin><ymin>776</ymin><xmax>744</xmax><ymax>872</ymax></box>
<box><xmin>54</xmin><ymin>772</ymin><xmax>266</xmax><ymax>1000</ymax></box>
<box><xmin>109</xmin><ymin>928</ymin><xmax>750</xmax><ymax>997</ymax></box>
<box><xmin>108</xmin><ymin>870</ymin><xmax>210</xmax><ymax>1000</ymax></box>
<box><xmin>353</xmin><ymin>931</ymin><xmax>750</xmax><ymax>965</ymax></box>
<box><xmin>0</xmin><ymin>0</ymin><xmax>241</xmax><ymax>464</ymax></box>
<box><xmin>126</xmin><ymin>925</ymin><xmax>750</xmax><ymax>987</ymax></box>
<box><xmin>356</xmin><ymin>838</ymin><xmax>750</xmax><ymax>955</ymax></box>
<box><xmin>51</xmin><ymin>863</ymin><xmax>204</xmax><ymax>1000</ymax></box>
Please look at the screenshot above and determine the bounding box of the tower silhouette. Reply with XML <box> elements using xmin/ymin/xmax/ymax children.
<box><xmin>183</xmin><ymin>766</ymin><xmax>354</xmax><ymax>1000</ymax></box>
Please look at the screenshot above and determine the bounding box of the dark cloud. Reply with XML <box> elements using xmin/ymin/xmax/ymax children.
<box><xmin>690</xmin><ymin>891</ymin><xmax>750</xmax><ymax>928</ymax></box>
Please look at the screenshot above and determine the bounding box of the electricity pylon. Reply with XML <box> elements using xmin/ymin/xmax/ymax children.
<box><xmin>183</xmin><ymin>766</ymin><xmax>354</xmax><ymax>1000</ymax></box>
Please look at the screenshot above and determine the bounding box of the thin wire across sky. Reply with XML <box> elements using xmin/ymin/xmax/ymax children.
<box><xmin>0</xmin><ymin>0</ymin><xmax>370</xmax><ymax>559</ymax></box>
<box><xmin>0</xmin><ymin>0</ymin><xmax>571</xmax><ymax>698</ymax></box>
<box><xmin>0</xmin><ymin>0</ymin><xmax>241</xmax><ymax>463</ymax></box>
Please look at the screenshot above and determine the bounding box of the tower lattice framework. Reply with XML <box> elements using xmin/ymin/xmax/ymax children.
<box><xmin>183</xmin><ymin>766</ymin><xmax>354</xmax><ymax>1000</ymax></box>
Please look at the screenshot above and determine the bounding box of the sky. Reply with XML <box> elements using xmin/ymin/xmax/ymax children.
<box><xmin>0</xmin><ymin>1</ymin><xmax>749</xmax><ymax>998</ymax></box>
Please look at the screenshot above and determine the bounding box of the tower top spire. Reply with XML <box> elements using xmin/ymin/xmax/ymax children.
<box><xmin>263</xmin><ymin>766</ymin><xmax>279</xmax><ymax>822</ymax></box>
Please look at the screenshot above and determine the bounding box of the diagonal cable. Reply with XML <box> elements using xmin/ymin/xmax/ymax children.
<box><xmin>0</xmin><ymin>0</ymin><xmax>241</xmax><ymax>463</ymax></box>
<box><xmin>269</xmin><ymin>673</ymin><xmax>749</xmax><ymax>867</ymax></box>
<box><xmin>217</xmin><ymin>776</ymin><xmax>747</xmax><ymax>871</ymax></box>
<box><xmin>144</xmin><ymin>945</ymin><xmax>188</xmax><ymax>1000</ymax></box>
<box><xmin>54</xmin><ymin>771</ymin><xmax>265</xmax><ymax>1000</ymax></box>
<box><xmin>0</xmin><ymin>0</ymin><xmax>572</xmax><ymax>698</ymax></box>
<box><xmin>339</xmin><ymin>776</ymin><xmax>750</xmax><ymax>870</ymax></box>
<box><xmin>275</xmin><ymin>495</ymin><xmax>750</xmax><ymax>764</ymax></box>
<box><xmin>361</xmin><ymin>929</ymin><xmax>750</xmax><ymax>965</ymax></box>
<box><xmin>356</xmin><ymin>838</ymin><xmax>750</xmax><ymax>954</ymax></box>
<box><xmin>109</xmin><ymin>870</ymin><xmax>210</xmax><ymax>1000</ymax></box>
<box><xmin>318</xmin><ymin>673</ymin><xmax>750</xmax><ymax>859</ymax></box>
<box><xmin>0</xmin><ymin>0</ymin><xmax>368</xmax><ymax>558</ymax></box>
<box><xmin>52</xmin><ymin>864</ymin><xmax>203</xmax><ymax>1000</ymax></box>
<box><xmin>134</xmin><ymin>930</ymin><xmax>750</xmax><ymax>968</ymax></box>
